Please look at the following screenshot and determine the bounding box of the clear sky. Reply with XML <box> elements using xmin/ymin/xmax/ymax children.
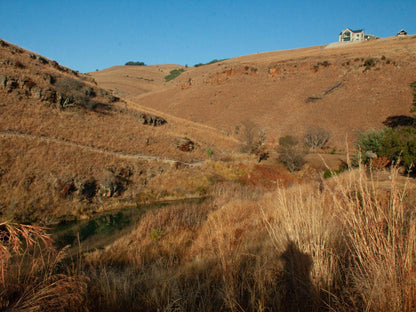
<box><xmin>1</xmin><ymin>0</ymin><xmax>415</xmax><ymax>73</ymax></box>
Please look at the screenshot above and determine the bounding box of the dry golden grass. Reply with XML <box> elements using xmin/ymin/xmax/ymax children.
<box><xmin>0</xmin><ymin>221</ymin><xmax>87</xmax><ymax>311</ymax></box>
<box><xmin>93</xmin><ymin>35</ymin><xmax>416</xmax><ymax>148</ymax></box>
<box><xmin>0</xmin><ymin>38</ymin><xmax>243</xmax><ymax>223</ymax></box>
<box><xmin>2</xmin><ymin>36</ymin><xmax>416</xmax><ymax>311</ymax></box>
<box><xmin>82</xmin><ymin>166</ymin><xmax>416</xmax><ymax>311</ymax></box>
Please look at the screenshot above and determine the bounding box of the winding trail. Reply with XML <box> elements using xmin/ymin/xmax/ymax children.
<box><xmin>0</xmin><ymin>130</ymin><xmax>204</xmax><ymax>167</ymax></box>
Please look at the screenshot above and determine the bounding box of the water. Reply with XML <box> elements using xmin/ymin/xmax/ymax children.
<box><xmin>51</xmin><ymin>198</ymin><xmax>205</xmax><ymax>254</ymax></box>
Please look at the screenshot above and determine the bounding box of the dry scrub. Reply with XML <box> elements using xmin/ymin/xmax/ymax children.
<box><xmin>81</xmin><ymin>166</ymin><xmax>416</xmax><ymax>311</ymax></box>
<box><xmin>0</xmin><ymin>222</ymin><xmax>87</xmax><ymax>311</ymax></box>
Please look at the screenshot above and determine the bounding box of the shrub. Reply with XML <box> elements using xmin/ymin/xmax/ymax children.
<box><xmin>304</xmin><ymin>126</ymin><xmax>330</xmax><ymax>149</ymax></box>
<box><xmin>279</xmin><ymin>135</ymin><xmax>298</xmax><ymax>147</ymax></box>
<box><xmin>239</xmin><ymin>119</ymin><xmax>265</xmax><ymax>155</ymax></box>
<box><xmin>125</xmin><ymin>61</ymin><xmax>145</xmax><ymax>66</ymax></box>
<box><xmin>165</xmin><ymin>68</ymin><xmax>185</xmax><ymax>82</ymax></box>
<box><xmin>194</xmin><ymin>58</ymin><xmax>228</xmax><ymax>67</ymax></box>
<box><xmin>205</xmin><ymin>148</ymin><xmax>213</xmax><ymax>158</ymax></box>
<box><xmin>363</xmin><ymin>58</ymin><xmax>377</xmax><ymax>71</ymax></box>
<box><xmin>356</xmin><ymin>126</ymin><xmax>416</xmax><ymax>171</ymax></box>
<box><xmin>277</xmin><ymin>145</ymin><xmax>306</xmax><ymax>173</ymax></box>
<box><xmin>54</xmin><ymin>77</ymin><xmax>104</xmax><ymax>110</ymax></box>
<box><xmin>55</xmin><ymin>77</ymin><xmax>84</xmax><ymax>93</ymax></box>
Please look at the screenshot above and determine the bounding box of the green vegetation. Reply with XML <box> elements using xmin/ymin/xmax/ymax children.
<box><xmin>279</xmin><ymin>135</ymin><xmax>298</xmax><ymax>147</ymax></box>
<box><xmin>205</xmin><ymin>147</ymin><xmax>213</xmax><ymax>158</ymax></box>
<box><xmin>363</xmin><ymin>57</ymin><xmax>377</xmax><ymax>71</ymax></box>
<box><xmin>164</xmin><ymin>68</ymin><xmax>185</xmax><ymax>82</ymax></box>
<box><xmin>356</xmin><ymin>126</ymin><xmax>416</xmax><ymax>171</ymax></box>
<box><xmin>149</xmin><ymin>228</ymin><xmax>164</xmax><ymax>242</ymax></box>
<box><xmin>5</xmin><ymin>166</ymin><xmax>415</xmax><ymax>311</ymax></box>
<box><xmin>125</xmin><ymin>61</ymin><xmax>145</xmax><ymax>66</ymax></box>
<box><xmin>324</xmin><ymin>162</ymin><xmax>348</xmax><ymax>178</ymax></box>
<box><xmin>194</xmin><ymin>58</ymin><xmax>228</xmax><ymax>67</ymax></box>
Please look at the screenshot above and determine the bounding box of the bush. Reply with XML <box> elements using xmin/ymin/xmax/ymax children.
<box><xmin>277</xmin><ymin>146</ymin><xmax>306</xmax><ymax>173</ymax></box>
<box><xmin>239</xmin><ymin>119</ymin><xmax>265</xmax><ymax>155</ymax></box>
<box><xmin>165</xmin><ymin>68</ymin><xmax>185</xmax><ymax>82</ymax></box>
<box><xmin>194</xmin><ymin>58</ymin><xmax>228</xmax><ymax>67</ymax></box>
<box><xmin>54</xmin><ymin>77</ymin><xmax>104</xmax><ymax>110</ymax></box>
<box><xmin>304</xmin><ymin>126</ymin><xmax>330</xmax><ymax>149</ymax></box>
<box><xmin>363</xmin><ymin>58</ymin><xmax>376</xmax><ymax>68</ymax></box>
<box><xmin>279</xmin><ymin>135</ymin><xmax>298</xmax><ymax>147</ymax></box>
<box><xmin>356</xmin><ymin>126</ymin><xmax>416</xmax><ymax>171</ymax></box>
<box><xmin>55</xmin><ymin>77</ymin><xmax>84</xmax><ymax>93</ymax></box>
<box><xmin>125</xmin><ymin>61</ymin><xmax>145</xmax><ymax>66</ymax></box>
<box><xmin>205</xmin><ymin>148</ymin><xmax>213</xmax><ymax>158</ymax></box>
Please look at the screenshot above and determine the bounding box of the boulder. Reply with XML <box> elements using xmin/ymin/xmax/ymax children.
<box><xmin>138</xmin><ymin>113</ymin><xmax>166</xmax><ymax>126</ymax></box>
<box><xmin>42</xmin><ymin>73</ymin><xmax>56</xmax><ymax>84</ymax></box>
<box><xmin>175</xmin><ymin>137</ymin><xmax>195</xmax><ymax>152</ymax></box>
<box><xmin>36</xmin><ymin>56</ymin><xmax>48</xmax><ymax>64</ymax></box>
<box><xmin>5</xmin><ymin>79</ymin><xmax>18</xmax><ymax>93</ymax></box>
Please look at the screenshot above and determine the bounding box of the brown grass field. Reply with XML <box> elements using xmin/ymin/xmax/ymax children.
<box><xmin>92</xmin><ymin>35</ymin><xmax>416</xmax><ymax>148</ymax></box>
<box><xmin>1</xmin><ymin>36</ymin><xmax>416</xmax><ymax>311</ymax></box>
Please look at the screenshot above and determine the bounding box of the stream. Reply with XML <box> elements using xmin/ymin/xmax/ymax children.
<box><xmin>51</xmin><ymin>198</ymin><xmax>205</xmax><ymax>255</ymax></box>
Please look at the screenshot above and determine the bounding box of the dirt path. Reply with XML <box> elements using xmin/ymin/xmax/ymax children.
<box><xmin>0</xmin><ymin>130</ymin><xmax>204</xmax><ymax>167</ymax></box>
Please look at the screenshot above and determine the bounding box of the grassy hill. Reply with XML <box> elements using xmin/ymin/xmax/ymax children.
<box><xmin>92</xmin><ymin>35</ymin><xmax>416</xmax><ymax>148</ymax></box>
<box><xmin>0</xmin><ymin>39</ymin><xmax>240</xmax><ymax>224</ymax></box>
<box><xmin>1</xmin><ymin>37</ymin><xmax>416</xmax><ymax>311</ymax></box>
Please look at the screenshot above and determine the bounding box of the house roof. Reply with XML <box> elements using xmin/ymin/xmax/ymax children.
<box><xmin>340</xmin><ymin>28</ymin><xmax>364</xmax><ymax>35</ymax></box>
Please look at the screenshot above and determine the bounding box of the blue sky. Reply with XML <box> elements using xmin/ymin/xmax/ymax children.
<box><xmin>1</xmin><ymin>0</ymin><xmax>415</xmax><ymax>73</ymax></box>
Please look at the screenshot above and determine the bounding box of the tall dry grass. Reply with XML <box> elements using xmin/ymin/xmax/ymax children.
<box><xmin>262</xmin><ymin>166</ymin><xmax>416</xmax><ymax>311</ymax></box>
<box><xmin>82</xmin><ymin>167</ymin><xmax>415</xmax><ymax>311</ymax></box>
<box><xmin>0</xmin><ymin>221</ymin><xmax>87</xmax><ymax>311</ymax></box>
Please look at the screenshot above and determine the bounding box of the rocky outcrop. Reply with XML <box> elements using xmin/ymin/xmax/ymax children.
<box><xmin>175</xmin><ymin>137</ymin><xmax>195</xmax><ymax>152</ymax></box>
<box><xmin>138</xmin><ymin>113</ymin><xmax>167</xmax><ymax>126</ymax></box>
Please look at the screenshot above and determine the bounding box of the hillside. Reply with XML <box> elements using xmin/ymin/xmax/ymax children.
<box><xmin>2</xmin><ymin>37</ymin><xmax>416</xmax><ymax>312</ymax></box>
<box><xmin>92</xmin><ymin>36</ymin><xmax>416</xmax><ymax>148</ymax></box>
<box><xmin>1</xmin><ymin>36</ymin><xmax>416</xmax><ymax>223</ymax></box>
<box><xmin>0</xmin><ymin>39</ymin><xmax>239</xmax><ymax>224</ymax></box>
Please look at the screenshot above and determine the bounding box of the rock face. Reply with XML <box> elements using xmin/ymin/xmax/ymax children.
<box><xmin>138</xmin><ymin>113</ymin><xmax>166</xmax><ymax>126</ymax></box>
<box><xmin>175</xmin><ymin>137</ymin><xmax>195</xmax><ymax>152</ymax></box>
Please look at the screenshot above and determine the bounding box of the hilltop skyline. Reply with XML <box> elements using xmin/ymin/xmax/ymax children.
<box><xmin>1</xmin><ymin>0</ymin><xmax>415</xmax><ymax>73</ymax></box>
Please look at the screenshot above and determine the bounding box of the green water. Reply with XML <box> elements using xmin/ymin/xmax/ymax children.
<box><xmin>51</xmin><ymin>198</ymin><xmax>204</xmax><ymax>254</ymax></box>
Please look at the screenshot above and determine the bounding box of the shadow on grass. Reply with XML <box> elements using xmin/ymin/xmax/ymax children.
<box><xmin>280</xmin><ymin>241</ymin><xmax>319</xmax><ymax>311</ymax></box>
<box><xmin>383</xmin><ymin>115</ymin><xmax>414</xmax><ymax>128</ymax></box>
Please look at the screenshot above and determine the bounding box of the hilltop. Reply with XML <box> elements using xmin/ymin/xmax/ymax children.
<box><xmin>92</xmin><ymin>35</ymin><xmax>416</xmax><ymax>148</ymax></box>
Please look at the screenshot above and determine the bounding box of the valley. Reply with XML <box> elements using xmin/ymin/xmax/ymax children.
<box><xmin>1</xmin><ymin>35</ymin><xmax>416</xmax><ymax>311</ymax></box>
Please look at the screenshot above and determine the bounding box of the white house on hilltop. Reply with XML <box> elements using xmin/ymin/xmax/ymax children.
<box><xmin>339</xmin><ymin>28</ymin><xmax>378</xmax><ymax>42</ymax></box>
<box><xmin>396</xmin><ymin>29</ymin><xmax>407</xmax><ymax>36</ymax></box>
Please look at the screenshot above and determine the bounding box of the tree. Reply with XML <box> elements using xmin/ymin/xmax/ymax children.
<box><xmin>240</xmin><ymin>119</ymin><xmax>265</xmax><ymax>155</ymax></box>
<box><xmin>277</xmin><ymin>135</ymin><xmax>305</xmax><ymax>173</ymax></box>
<box><xmin>356</xmin><ymin>127</ymin><xmax>416</xmax><ymax>172</ymax></box>
<box><xmin>304</xmin><ymin>126</ymin><xmax>330</xmax><ymax>149</ymax></box>
<box><xmin>277</xmin><ymin>146</ymin><xmax>306</xmax><ymax>173</ymax></box>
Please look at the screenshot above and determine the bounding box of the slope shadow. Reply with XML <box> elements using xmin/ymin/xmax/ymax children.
<box><xmin>383</xmin><ymin>115</ymin><xmax>414</xmax><ymax>128</ymax></box>
<box><xmin>280</xmin><ymin>241</ymin><xmax>319</xmax><ymax>311</ymax></box>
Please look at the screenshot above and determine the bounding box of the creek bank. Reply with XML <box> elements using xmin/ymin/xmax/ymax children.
<box><xmin>50</xmin><ymin>197</ymin><xmax>207</xmax><ymax>256</ymax></box>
